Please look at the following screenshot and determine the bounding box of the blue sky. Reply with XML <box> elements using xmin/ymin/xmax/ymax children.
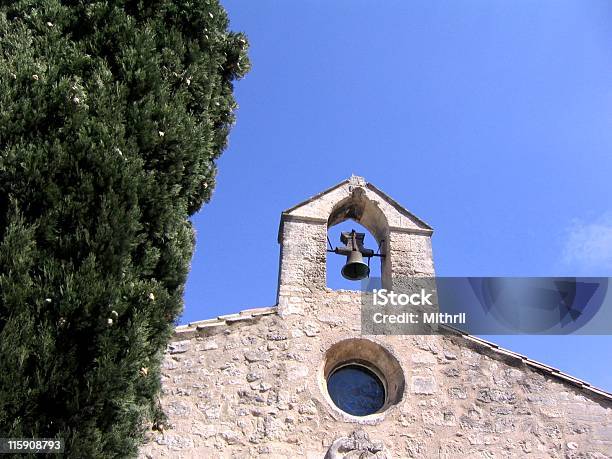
<box><xmin>181</xmin><ymin>1</ymin><xmax>612</xmax><ymax>391</ymax></box>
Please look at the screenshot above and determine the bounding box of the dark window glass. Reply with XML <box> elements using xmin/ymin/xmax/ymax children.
<box><xmin>327</xmin><ymin>364</ymin><xmax>385</xmax><ymax>416</ymax></box>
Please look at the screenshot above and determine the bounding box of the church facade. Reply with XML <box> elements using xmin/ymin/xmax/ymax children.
<box><xmin>140</xmin><ymin>176</ymin><xmax>612</xmax><ymax>458</ymax></box>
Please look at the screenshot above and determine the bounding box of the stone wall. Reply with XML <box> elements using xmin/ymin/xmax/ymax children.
<box><xmin>139</xmin><ymin>290</ymin><xmax>612</xmax><ymax>458</ymax></box>
<box><xmin>140</xmin><ymin>178</ymin><xmax>612</xmax><ymax>457</ymax></box>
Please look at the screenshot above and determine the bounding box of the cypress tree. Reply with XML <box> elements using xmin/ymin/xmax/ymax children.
<box><xmin>0</xmin><ymin>1</ymin><xmax>249</xmax><ymax>456</ymax></box>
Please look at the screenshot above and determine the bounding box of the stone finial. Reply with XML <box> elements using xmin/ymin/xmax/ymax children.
<box><xmin>324</xmin><ymin>430</ymin><xmax>388</xmax><ymax>459</ymax></box>
<box><xmin>348</xmin><ymin>174</ymin><xmax>367</xmax><ymax>189</ymax></box>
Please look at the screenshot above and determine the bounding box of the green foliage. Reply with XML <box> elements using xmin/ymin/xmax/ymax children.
<box><xmin>0</xmin><ymin>1</ymin><xmax>249</xmax><ymax>456</ymax></box>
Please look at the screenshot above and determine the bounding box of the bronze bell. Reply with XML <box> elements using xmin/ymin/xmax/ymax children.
<box><xmin>332</xmin><ymin>230</ymin><xmax>375</xmax><ymax>281</ymax></box>
<box><xmin>341</xmin><ymin>250</ymin><xmax>370</xmax><ymax>281</ymax></box>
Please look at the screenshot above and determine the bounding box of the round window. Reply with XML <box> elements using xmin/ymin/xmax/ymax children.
<box><xmin>321</xmin><ymin>338</ymin><xmax>404</xmax><ymax>419</ymax></box>
<box><xmin>327</xmin><ymin>364</ymin><xmax>385</xmax><ymax>416</ymax></box>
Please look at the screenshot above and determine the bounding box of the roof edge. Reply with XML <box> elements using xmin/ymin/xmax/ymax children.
<box><xmin>440</xmin><ymin>324</ymin><xmax>612</xmax><ymax>403</ymax></box>
<box><xmin>282</xmin><ymin>178</ymin><xmax>350</xmax><ymax>215</ymax></box>
<box><xmin>365</xmin><ymin>182</ymin><xmax>433</xmax><ymax>231</ymax></box>
<box><xmin>173</xmin><ymin>306</ymin><xmax>278</xmax><ymax>339</ymax></box>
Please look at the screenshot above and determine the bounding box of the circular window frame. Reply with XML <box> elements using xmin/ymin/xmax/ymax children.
<box><xmin>319</xmin><ymin>338</ymin><xmax>405</xmax><ymax>423</ymax></box>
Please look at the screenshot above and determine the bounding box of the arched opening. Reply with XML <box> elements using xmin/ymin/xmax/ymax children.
<box><xmin>326</xmin><ymin>189</ymin><xmax>390</xmax><ymax>291</ymax></box>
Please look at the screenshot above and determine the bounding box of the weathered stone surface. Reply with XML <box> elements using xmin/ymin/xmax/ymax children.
<box><xmin>285</xmin><ymin>362</ymin><xmax>309</xmax><ymax>381</ymax></box>
<box><xmin>303</xmin><ymin>321</ymin><xmax>320</xmax><ymax>337</ymax></box>
<box><xmin>411</xmin><ymin>375</ymin><xmax>437</xmax><ymax>394</ymax></box>
<box><xmin>244</xmin><ymin>351</ymin><xmax>267</xmax><ymax>363</ymax></box>
<box><xmin>411</xmin><ymin>352</ymin><xmax>437</xmax><ymax>365</ymax></box>
<box><xmin>449</xmin><ymin>386</ymin><xmax>467</xmax><ymax>399</ymax></box>
<box><xmin>246</xmin><ymin>371</ymin><xmax>262</xmax><ymax>382</ymax></box>
<box><xmin>201</xmin><ymin>340</ymin><xmax>218</xmax><ymax>351</ymax></box>
<box><xmin>297</xmin><ymin>400</ymin><xmax>318</xmax><ymax>416</ymax></box>
<box><xmin>267</xmin><ymin>331</ymin><xmax>288</xmax><ymax>341</ymax></box>
<box><xmin>144</xmin><ymin>320</ymin><xmax>612</xmax><ymax>459</ymax></box>
<box><xmin>220</xmin><ymin>430</ymin><xmax>242</xmax><ymax>445</ymax></box>
<box><xmin>168</xmin><ymin>340</ymin><xmax>190</xmax><ymax>354</ymax></box>
<box><xmin>477</xmin><ymin>387</ymin><xmax>517</xmax><ymax>404</ymax></box>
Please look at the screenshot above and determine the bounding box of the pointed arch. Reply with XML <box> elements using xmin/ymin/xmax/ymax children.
<box><xmin>326</xmin><ymin>188</ymin><xmax>392</xmax><ymax>289</ymax></box>
<box><xmin>327</xmin><ymin>187</ymin><xmax>389</xmax><ymax>244</ymax></box>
